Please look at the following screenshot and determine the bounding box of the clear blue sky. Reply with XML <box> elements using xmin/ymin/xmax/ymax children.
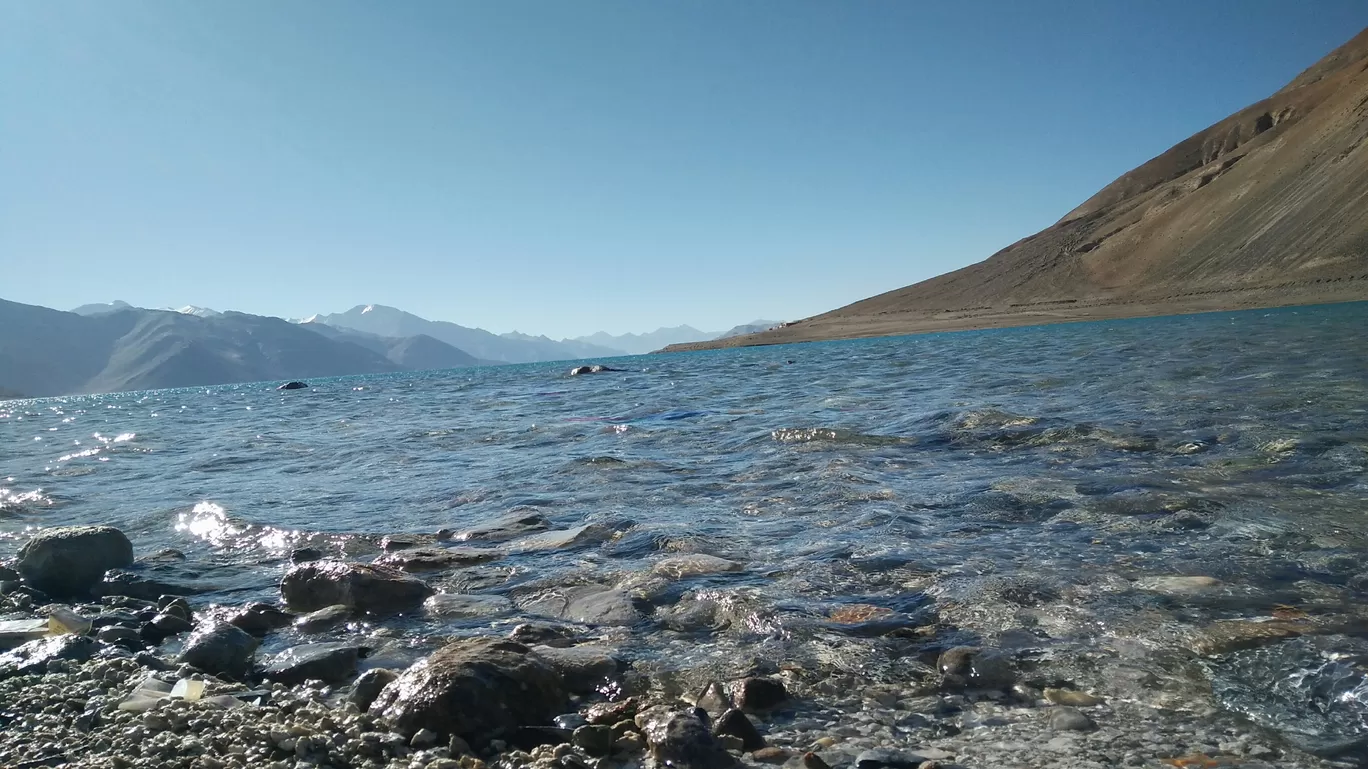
<box><xmin>3</xmin><ymin>1</ymin><xmax>1365</xmax><ymax>337</ymax></box>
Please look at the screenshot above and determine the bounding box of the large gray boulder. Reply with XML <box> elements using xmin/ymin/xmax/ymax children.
<box><xmin>369</xmin><ymin>638</ymin><xmax>566</xmax><ymax>743</ymax></box>
<box><xmin>280</xmin><ymin>560</ymin><xmax>433</xmax><ymax>613</ymax></box>
<box><xmin>176</xmin><ymin>621</ymin><xmax>259</xmax><ymax>679</ymax></box>
<box><xmin>16</xmin><ymin>526</ymin><xmax>133</xmax><ymax>598</ymax></box>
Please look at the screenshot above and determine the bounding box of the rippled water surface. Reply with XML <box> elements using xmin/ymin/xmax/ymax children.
<box><xmin>3</xmin><ymin>303</ymin><xmax>1367</xmax><ymax>745</ymax></box>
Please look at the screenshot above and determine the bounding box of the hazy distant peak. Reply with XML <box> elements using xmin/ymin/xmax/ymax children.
<box><xmin>70</xmin><ymin>300</ymin><xmax>134</xmax><ymax>316</ymax></box>
<box><xmin>171</xmin><ymin>305</ymin><xmax>221</xmax><ymax>318</ymax></box>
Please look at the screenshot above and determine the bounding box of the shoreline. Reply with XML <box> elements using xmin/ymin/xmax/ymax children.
<box><xmin>2</xmin><ymin>523</ymin><xmax>1364</xmax><ymax>769</ymax></box>
<box><xmin>661</xmin><ymin>285</ymin><xmax>1368</xmax><ymax>353</ymax></box>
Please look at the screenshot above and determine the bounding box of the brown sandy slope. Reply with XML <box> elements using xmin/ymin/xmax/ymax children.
<box><xmin>669</xmin><ymin>28</ymin><xmax>1368</xmax><ymax>352</ymax></box>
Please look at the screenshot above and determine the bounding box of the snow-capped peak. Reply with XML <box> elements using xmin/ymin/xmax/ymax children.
<box><xmin>168</xmin><ymin>305</ymin><xmax>221</xmax><ymax>318</ymax></box>
<box><xmin>361</xmin><ymin>305</ymin><xmax>374</xmax><ymax>314</ymax></box>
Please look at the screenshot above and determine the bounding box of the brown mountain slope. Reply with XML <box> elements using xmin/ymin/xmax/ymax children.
<box><xmin>669</xmin><ymin>28</ymin><xmax>1368</xmax><ymax>352</ymax></box>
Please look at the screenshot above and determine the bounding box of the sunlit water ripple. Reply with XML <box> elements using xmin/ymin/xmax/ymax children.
<box><xmin>3</xmin><ymin>303</ymin><xmax>1367</xmax><ymax>747</ymax></box>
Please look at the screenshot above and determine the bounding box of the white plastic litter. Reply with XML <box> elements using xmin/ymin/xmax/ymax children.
<box><xmin>0</xmin><ymin>619</ymin><xmax>49</xmax><ymax>646</ymax></box>
<box><xmin>170</xmin><ymin>677</ymin><xmax>204</xmax><ymax>701</ymax></box>
<box><xmin>117</xmin><ymin>675</ymin><xmax>247</xmax><ymax>711</ymax></box>
<box><xmin>48</xmin><ymin>607</ymin><xmax>92</xmax><ymax>636</ymax></box>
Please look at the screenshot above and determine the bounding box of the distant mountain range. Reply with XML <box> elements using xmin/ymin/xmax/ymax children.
<box><xmin>306</xmin><ymin>305</ymin><xmax>625</xmax><ymax>363</ymax></box>
<box><xmin>1</xmin><ymin>297</ymin><xmax>773</xmax><ymax>396</ymax></box>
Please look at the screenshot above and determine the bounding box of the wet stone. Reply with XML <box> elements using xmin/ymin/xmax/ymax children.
<box><xmin>280</xmin><ymin>560</ymin><xmax>434</xmax><ymax>614</ymax></box>
<box><xmin>376</xmin><ymin>546</ymin><xmax>503</xmax><ymax>572</ymax></box>
<box><xmin>296</xmin><ymin>603</ymin><xmax>352</xmax><ymax>632</ymax></box>
<box><xmin>572</xmin><ymin>724</ymin><xmax>615</xmax><ymax>756</ymax></box>
<box><xmin>1049</xmin><ymin>707</ymin><xmax>1098</xmax><ymax>732</ymax></box>
<box><xmin>96</xmin><ymin>570</ymin><xmax>198</xmax><ymax>602</ymax></box>
<box><xmin>368</xmin><ymin>638</ymin><xmax>566</xmax><ymax>743</ymax></box>
<box><xmin>585</xmin><ymin>697</ymin><xmax>639</xmax><ymax>725</ymax></box>
<box><xmin>731</xmin><ymin>677</ymin><xmax>788</xmax><ymax>712</ymax></box>
<box><xmin>855</xmin><ymin>748</ymin><xmax>929</xmax><ymax>769</ymax></box>
<box><xmin>263</xmin><ymin>642</ymin><xmax>366</xmax><ymax>685</ymax></box>
<box><xmin>16</xmin><ymin>526</ymin><xmax>134</xmax><ymax>598</ymax></box>
<box><xmin>713</xmin><ymin>709</ymin><xmax>765</xmax><ymax>751</ymax></box>
<box><xmin>175</xmin><ymin>621</ymin><xmax>258</xmax><ymax>680</ymax></box>
<box><xmin>96</xmin><ymin>626</ymin><xmax>143</xmax><ymax>650</ymax></box>
<box><xmin>639</xmin><ymin>709</ymin><xmax>737</xmax><ymax>769</ymax></box>
<box><xmin>225</xmin><ymin>602</ymin><xmax>294</xmax><ymax>637</ymax></box>
<box><xmin>350</xmin><ymin>667</ymin><xmax>399</xmax><ymax>711</ymax></box>
<box><xmin>516</xmin><ymin>585</ymin><xmax>644</xmax><ymax>626</ymax></box>
<box><xmin>458</xmin><ymin>511</ymin><xmax>552</xmax><ymax>543</ymax></box>
<box><xmin>530</xmin><ymin>644</ymin><xmax>619</xmax><ymax>694</ymax></box>
<box><xmin>291</xmin><ymin>547</ymin><xmax>324</xmax><ymax>564</ymax></box>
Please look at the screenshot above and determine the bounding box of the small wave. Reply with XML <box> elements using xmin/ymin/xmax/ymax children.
<box><xmin>771</xmin><ymin>427</ymin><xmax>905</xmax><ymax>446</ymax></box>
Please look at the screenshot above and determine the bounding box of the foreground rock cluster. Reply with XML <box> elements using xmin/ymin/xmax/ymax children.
<box><xmin>1</xmin><ymin>524</ymin><xmax>1360</xmax><ymax>769</ymax></box>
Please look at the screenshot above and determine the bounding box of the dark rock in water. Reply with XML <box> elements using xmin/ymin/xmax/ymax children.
<box><xmin>508</xmin><ymin>622</ymin><xmax>580</xmax><ymax>648</ymax></box>
<box><xmin>96</xmin><ymin>626</ymin><xmax>144</xmax><ymax>650</ymax></box>
<box><xmin>0</xmin><ymin>635</ymin><xmax>95</xmax><ymax>679</ymax></box>
<box><xmin>350</xmin><ymin>667</ymin><xmax>399</xmax><ymax>711</ymax></box>
<box><xmin>458</xmin><ymin>511</ymin><xmax>552</xmax><ymax>542</ymax></box>
<box><xmin>278</xmin><ymin>381</ymin><xmax>308</xmax><ymax>390</ymax></box>
<box><xmin>225</xmin><ymin>603</ymin><xmax>294</xmax><ymax>637</ymax></box>
<box><xmin>91</xmin><ymin>610</ymin><xmax>139</xmax><ymax>629</ymax></box>
<box><xmin>280</xmin><ymin>560</ymin><xmax>433</xmax><ymax>613</ymax></box>
<box><xmin>379</xmin><ymin>534</ymin><xmax>430</xmax><ymax>552</ymax></box>
<box><xmin>714</xmin><ymin>709</ymin><xmax>765</xmax><ymax>751</ymax></box>
<box><xmin>16</xmin><ymin>526</ymin><xmax>134</xmax><ymax>598</ymax></box>
<box><xmin>291</xmin><ymin>547</ymin><xmax>324</xmax><ymax>564</ymax></box>
<box><xmin>516</xmin><ymin>585</ymin><xmax>645</xmax><ymax>626</ymax></box>
<box><xmin>1348</xmin><ymin>572</ymin><xmax>1368</xmax><ymax>593</ymax></box>
<box><xmin>157</xmin><ymin>595</ymin><xmax>192</xmax><ymax>616</ymax></box>
<box><xmin>638</xmin><ymin>709</ymin><xmax>737</xmax><ymax>769</ymax></box>
<box><xmin>263</xmin><ymin>642</ymin><xmax>367</xmax><ymax>685</ymax></box>
<box><xmin>692</xmin><ymin>681</ymin><xmax>734</xmax><ymax>717</ymax></box>
<box><xmin>511</xmin><ymin>726</ymin><xmax>573</xmax><ymax>750</ymax></box>
<box><xmin>368</xmin><ymin>638</ymin><xmax>566</xmax><ymax>743</ymax></box>
<box><xmin>140</xmin><ymin>548</ymin><xmax>187</xmax><ymax>563</ymax></box>
<box><xmin>0</xmin><ymin>564</ymin><xmax>20</xmax><ymax>582</ymax></box>
<box><xmin>143</xmin><ymin>611</ymin><xmax>193</xmax><ymax>641</ymax></box>
<box><xmin>854</xmin><ymin>748</ymin><xmax>930</xmax><ymax>769</ymax></box>
<box><xmin>572</xmin><ymin>724</ymin><xmax>615</xmax><ymax>756</ymax></box>
<box><xmin>569</xmin><ymin>365</ymin><xmax>623</xmax><ymax>376</ymax></box>
<box><xmin>374</xmin><ymin>545</ymin><xmax>502</xmax><ymax>573</ymax></box>
<box><xmin>731</xmin><ymin>677</ymin><xmax>788</xmax><ymax>712</ymax></box>
<box><xmin>176</xmin><ymin>621</ymin><xmax>259</xmax><ymax>679</ymax></box>
<box><xmin>937</xmin><ymin>646</ymin><xmax>1016</xmax><ymax>690</ymax></box>
<box><xmin>530</xmin><ymin>644</ymin><xmax>620</xmax><ymax>694</ymax></box>
<box><xmin>96</xmin><ymin>570</ymin><xmax>199</xmax><ymax>602</ymax></box>
<box><xmin>1049</xmin><ymin>706</ymin><xmax>1097</xmax><ymax>732</ymax></box>
<box><xmin>295</xmin><ymin>604</ymin><xmax>353</xmax><ymax>633</ymax></box>
<box><xmin>585</xmin><ymin>697</ymin><xmax>639</xmax><ymax>725</ymax></box>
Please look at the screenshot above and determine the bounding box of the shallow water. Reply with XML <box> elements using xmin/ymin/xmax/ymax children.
<box><xmin>3</xmin><ymin>302</ymin><xmax>1367</xmax><ymax>743</ymax></box>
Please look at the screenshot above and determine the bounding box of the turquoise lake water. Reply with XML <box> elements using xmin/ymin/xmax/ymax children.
<box><xmin>2</xmin><ymin>302</ymin><xmax>1366</xmax><ymax>745</ymax></box>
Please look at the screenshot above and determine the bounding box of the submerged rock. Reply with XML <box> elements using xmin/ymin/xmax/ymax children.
<box><xmin>368</xmin><ymin>638</ymin><xmax>566</xmax><ymax>743</ymax></box>
<box><xmin>713</xmin><ymin>709</ymin><xmax>765</xmax><ymax>751</ymax></box>
<box><xmin>651</xmin><ymin>554</ymin><xmax>744</xmax><ymax>580</ymax></box>
<box><xmin>510</xmin><ymin>524</ymin><xmax>613</xmax><ymax>552</ymax></box>
<box><xmin>516</xmin><ymin>585</ymin><xmax>644</xmax><ymax>626</ymax></box>
<box><xmin>730</xmin><ymin>677</ymin><xmax>788</xmax><ymax>712</ymax></box>
<box><xmin>530</xmin><ymin>644</ymin><xmax>620</xmax><ymax>693</ymax></box>
<box><xmin>374</xmin><ymin>546</ymin><xmax>502</xmax><ymax>572</ymax></box>
<box><xmin>1049</xmin><ymin>706</ymin><xmax>1098</xmax><ymax>731</ymax></box>
<box><xmin>175</xmin><ymin>621</ymin><xmax>258</xmax><ymax>679</ymax></box>
<box><xmin>1134</xmin><ymin>575</ymin><xmax>1223</xmax><ymax>595</ymax></box>
<box><xmin>95</xmin><ymin>570</ymin><xmax>199</xmax><ymax>602</ymax></box>
<box><xmin>424</xmin><ymin>592</ymin><xmax>513</xmax><ymax>618</ymax></box>
<box><xmin>277</xmin><ymin>381</ymin><xmax>308</xmax><ymax>390</ymax></box>
<box><xmin>280</xmin><ymin>560</ymin><xmax>433</xmax><ymax>613</ymax></box>
<box><xmin>937</xmin><ymin>646</ymin><xmax>1016</xmax><ymax>690</ymax></box>
<box><xmin>16</xmin><ymin>526</ymin><xmax>134</xmax><ymax>598</ymax></box>
<box><xmin>638</xmin><ymin>708</ymin><xmax>737</xmax><ymax>769</ymax></box>
<box><xmin>854</xmin><ymin>748</ymin><xmax>930</xmax><ymax>769</ymax></box>
<box><xmin>458</xmin><ymin>511</ymin><xmax>552</xmax><ymax>543</ymax></box>
<box><xmin>569</xmin><ymin>365</ymin><xmax>623</xmax><ymax>376</ymax></box>
<box><xmin>296</xmin><ymin>604</ymin><xmax>352</xmax><ymax>632</ymax></box>
<box><xmin>263</xmin><ymin>642</ymin><xmax>366</xmax><ymax>685</ymax></box>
